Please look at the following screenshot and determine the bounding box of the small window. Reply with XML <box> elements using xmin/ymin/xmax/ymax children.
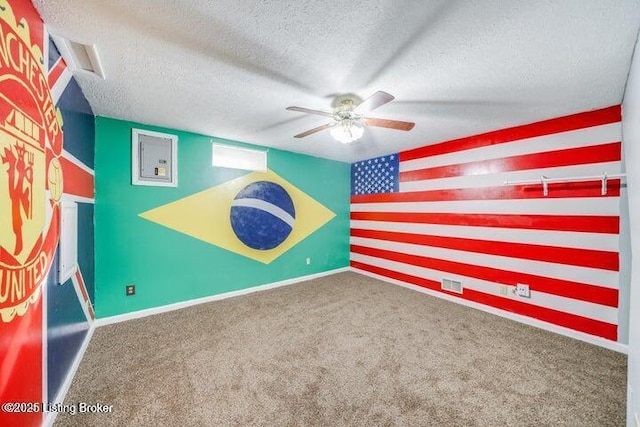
<box><xmin>212</xmin><ymin>143</ymin><xmax>267</xmax><ymax>172</ymax></box>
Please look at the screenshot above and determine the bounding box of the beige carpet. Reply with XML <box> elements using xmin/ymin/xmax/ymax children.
<box><xmin>55</xmin><ymin>272</ymin><xmax>627</xmax><ymax>426</ymax></box>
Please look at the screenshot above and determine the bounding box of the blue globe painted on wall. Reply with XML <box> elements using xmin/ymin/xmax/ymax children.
<box><xmin>230</xmin><ymin>181</ymin><xmax>296</xmax><ymax>250</ymax></box>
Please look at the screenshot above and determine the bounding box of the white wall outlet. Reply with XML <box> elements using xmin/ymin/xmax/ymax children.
<box><xmin>516</xmin><ymin>283</ymin><xmax>531</xmax><ymax>298</ymax></box>
<box><xmin>306</xmin><ymin>257</ymin><xmax>311</xmax><ymax>265</ymax></box>
<box><xmin>499</xmin><ymin>285</ymin><xmax>508</xmax><ymax>296</ymax></box>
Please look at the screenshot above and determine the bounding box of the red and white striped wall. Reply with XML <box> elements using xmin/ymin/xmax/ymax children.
<box><xmin>350</xmin><ymin>106</ymin><xmax>623</xmax><ymax>342</ymax></box>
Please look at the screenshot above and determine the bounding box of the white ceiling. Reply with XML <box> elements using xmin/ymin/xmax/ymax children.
<box><xmin>34</xmin><ymin>0</ymin><xmax>640</xmax><ymax>163</ymax></box>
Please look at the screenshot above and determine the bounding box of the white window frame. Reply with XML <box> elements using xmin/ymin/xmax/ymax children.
<box><xmin>212</xmin><ymin>143</ymin><xmax>267</xmax><ymax>172</ymax></box>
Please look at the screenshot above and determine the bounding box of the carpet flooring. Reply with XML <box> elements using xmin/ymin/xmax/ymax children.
<box><xmin>55</xmin><ymin>272</ymin><xmax>627</xmax><ymax>426</ymax></box>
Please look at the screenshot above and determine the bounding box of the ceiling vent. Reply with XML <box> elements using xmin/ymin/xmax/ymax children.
<box><xmin>51</xmin><ymin>34</ymin><xmax>106</xmax><ymax>79</ymax></box>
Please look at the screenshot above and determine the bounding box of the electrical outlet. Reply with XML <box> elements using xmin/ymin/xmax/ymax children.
<box><xmin>515</xmin><ymin>283</ymin><xmax>530</xmax><ymax>298</ymax></box>
<box><xmin>126</xmin><ymin>284</ymin><xmax>135</xmax><ymax>296</ymax></box>
<box><xmin>499</xmin><ymin>285</ymin><xmax>508</xmax><ymax>296</ymax></box>
<box><xmin>306</xmin><ymin>257</ymin><xmax>311</xmax><ymax>265</ymax></box>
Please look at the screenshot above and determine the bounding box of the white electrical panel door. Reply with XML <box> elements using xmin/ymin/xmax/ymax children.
<box><xmin>132</xmin><ymin>129</ymin><xmax>178</xmax><ymax>187</ymax></box>
<box><xmin>59</xmin><ymin>200</ymin><xmax>78</xmax><ymax>284</ymax></box>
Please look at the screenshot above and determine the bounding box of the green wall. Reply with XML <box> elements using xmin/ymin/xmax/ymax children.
<box><xmin>95</xmin><ymin>117</ymin><xmax>350</xmax><ymax>318</ymax></box>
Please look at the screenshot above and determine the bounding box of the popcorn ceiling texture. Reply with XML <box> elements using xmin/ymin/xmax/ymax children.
<box><xmin>55</xmin><ymin>272</ymin><xmax>626</xmax><ymax>426</ymax></box>
<box><xmin>34</xmin><ymin>0</ymin><xmax>640</xmax><ymax>162</ymax></box>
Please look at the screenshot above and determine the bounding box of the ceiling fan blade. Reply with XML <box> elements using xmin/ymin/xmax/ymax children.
<box><xmin>286</xmin><ymin>106</ymin><xmax>334</xmax><ymax>118</ymax></box>
<box><xmin>354</xmin><ymin>91</ymin><xmax>395</xmax><ymax>113</ymax></box>
<box><xmin>361</xmin><ymin>117</ymin><xmax>415</xmax><ymax>131</ymax></box>
<box><xmin>294</xmin><ymin>122</ymin><xmax>335</xmax><ymax>138</ymax></box>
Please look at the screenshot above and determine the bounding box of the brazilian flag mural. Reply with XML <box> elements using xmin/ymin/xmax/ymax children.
<box><xmin>139</xmin><ymin>170</ymin><xmax>335</xmax><ymax>264</ymax></box>
<box><xmin>95</xmin><ymin>117</ymin><xmax>350</xmax><ymax>318</ymax></box>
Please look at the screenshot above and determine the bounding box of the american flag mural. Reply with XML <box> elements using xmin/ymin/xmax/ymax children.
<box><xmin>350</xmin><ymin>106</ymin><xmax>621</xmax><ymax>341</ymax></box>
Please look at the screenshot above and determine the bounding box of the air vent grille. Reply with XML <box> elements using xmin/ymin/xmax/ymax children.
<box><xmin>51</xmin><ymin>34</ymin><xmax>105</xmax><ymax>79</ymax></box>
<box><xmin>442</xmin><ymin>278</ymin><xmax>463</xmax><ymax>294</ymax></box>
<box><xmin>67</xmin><ymin>40</ymin><xmax>95</xmax><ymax>73</ymax></box>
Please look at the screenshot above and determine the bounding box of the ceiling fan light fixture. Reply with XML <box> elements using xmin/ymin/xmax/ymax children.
<box><xmin>330</xmin><ymin>120</ymin><xmax>364</xmax><ymax>144</ymax></box>
<box><xmin>287</xmin><ymin>91</ymin><xmax>413</xmax><ymax>141</ymax></box>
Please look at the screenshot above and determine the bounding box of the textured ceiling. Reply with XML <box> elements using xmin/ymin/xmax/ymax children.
<box><xmin>34</xmin><ymin>0</ymin><xmax>640</xmax><ymax>163</ymax></box>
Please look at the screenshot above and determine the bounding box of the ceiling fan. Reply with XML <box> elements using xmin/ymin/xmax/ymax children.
<box><xmin>286</xmin><ymin>91</ymin><xmax>415</xmax><ymax>144</ymax></box>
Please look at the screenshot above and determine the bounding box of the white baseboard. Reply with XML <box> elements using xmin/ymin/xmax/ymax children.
<box><xmin>94</xmin><ymin>267</ymin><xmax>351</xmax><ymax>328</ymax></box>
<box><xmin>351</xmin><ymin>267</ymin><xmax>629</xmax><ymax>354</ymax></box>
<box><xmin>44</xmin><ymin>323</ymin><xmax>96</xmax><ymax>427</ymax></box>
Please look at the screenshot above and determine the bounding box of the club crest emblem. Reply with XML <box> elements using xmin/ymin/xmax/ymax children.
<box><xmin>0</xmin><ymin>1</ymin><xmax>64</xmax><ymax>322</ymax></box>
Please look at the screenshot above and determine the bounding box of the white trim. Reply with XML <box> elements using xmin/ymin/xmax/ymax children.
<box><xmin>58</xmin><ymin>200</ymin><xmax>78</xmax><ymax>284</ymax></box>
<box><xmin>94</xmin><ymin>267</ymin><xmax>350</xmax><ymax>327</ymax></box>
<box><xmin>62</xmin><ymin>194</ymin><xmax>94</xmax><ymax>204</ymax></box>
<box><xmin>43</xmin><ymin>324</ymin><xmax>95</xmax><ymax>427</ymax></box>
<box><xmin>350</xmin><ymin>267</ymin><xmax>628</xmax><ymax>354</ymax></box>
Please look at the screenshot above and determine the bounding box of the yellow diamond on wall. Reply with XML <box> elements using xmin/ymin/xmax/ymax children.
<box><xmin>139</xmin><ymin>170</ymin><xmax>336</xmax><ymax>264</ymax></box>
